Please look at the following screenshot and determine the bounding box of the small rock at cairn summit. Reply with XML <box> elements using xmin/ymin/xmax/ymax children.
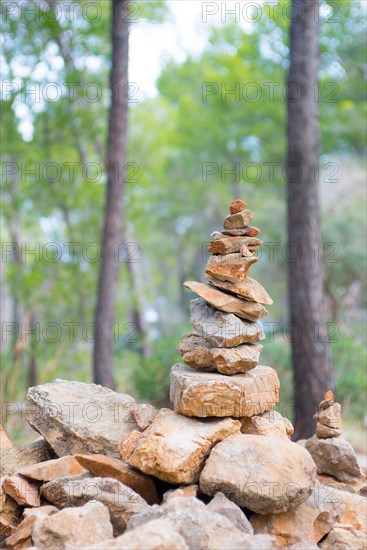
<box><xmin>305</xmin><ymin>391</ymin><xmax>363</xmax><ymax>483</ymax></box>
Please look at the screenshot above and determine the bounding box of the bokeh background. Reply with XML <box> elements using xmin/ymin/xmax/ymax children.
<box><xmin>1</xmin><ymin>1</ymin><xmax>366</xmax><ymax>454</ymax></box>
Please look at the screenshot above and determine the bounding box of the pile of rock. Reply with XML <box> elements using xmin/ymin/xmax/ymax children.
<box><xmin>173</xmin><ymin>199</ymin><xmax>279</xmax><ymax>418</ymax></box>
<box><xmin>1</xmin><ymin>200</ymin><xmax>366</xmax><ymax>550</ymax></box>
<box><xmin>305</xmin><ymin>391</ymin><xmax>364</xmax><ymax>484</ymax></box>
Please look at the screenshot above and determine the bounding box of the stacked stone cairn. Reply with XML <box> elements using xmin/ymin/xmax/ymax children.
<box><xmin>1</xmin><ymin>201</ymin><xmax>366</xmax><ymax>550</ymax></box>
<box><xmin>305</xmin><ymin>390</ymin><xmax>364</xmax><ymax>484</ymax></box>
<box><xmin>173</xmin><ymin>198</ymin><xmax>279</xmax><ymax>419</ymax></box>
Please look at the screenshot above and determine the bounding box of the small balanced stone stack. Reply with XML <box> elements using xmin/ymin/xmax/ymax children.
<box><xmin>305</xmin><ymin>391</ymin><xmax>364</xmax><ymax>484</ymax></box>
<box><xmin>171</xmin><ymin>198</ymin><xmax>280</xmax><ymax>419</ymax></box>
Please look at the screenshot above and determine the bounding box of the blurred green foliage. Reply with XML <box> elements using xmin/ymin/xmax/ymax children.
<box><xmin>1</xmin><ymin>1</ymin><xmax>366</xmax><ymax>439</ymax></box>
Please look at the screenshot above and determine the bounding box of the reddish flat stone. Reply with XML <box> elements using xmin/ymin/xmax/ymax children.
<box><xmin>119</xmin><ymin>430</ymin><xmax>141</xmax><ymax>462</ymax></box>
<box><xmin>18</xmin><ymin>455</ymin><xmax>85</xmax><ymax>481</ymax></box>
<box><xmin>229</xmin><ymin>199</ymin><xmax>248</xmax><ymax>215</ymax></box>
<box><xmin>2</xmin><ymin>474</ymin><xmax>40</xmax><ymax>507</ymax></box>
<box><xmin>74</xmin><ymin>453</ymin><xmax>159</xmax><ymax>504</ymax></box>
<box><xmin>206</xmin><ymin>275</ymin><xmax>273</xmax><ymax>305</ymax></box>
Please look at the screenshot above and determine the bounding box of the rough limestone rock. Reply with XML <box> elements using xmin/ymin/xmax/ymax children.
<box><xmin>316</xmin><ymin>423</ymin><xmax>342</xmax><ymax>439</ymax></box>
<box><xmin>0</xmin><ymin>438</ymin><xmax>55</xmax><ymax>476</ymax></box>
<box><xmin>320</xmin><ymin>527</ymin><xmax>367</xmax><ymax>549</ymax></box>
<box><xmin>74</xmin><ymin>453</ymin><xmax>159</xmax><ymax>504</ymax></box>
<box><xmin>170</xmin><ymin>364</ymin><xmax>279</xmax><ymax>418</ymax></box>
<box><xmin>18</xmin><ymin>455</ymin><xmax>86</xmax><ymax>481</ymax></box>
<box><xmin>240</xmin><ymin>410</ymin><xmax>294</xmax><ymax>439</ymax></box>
<box><xmin>205</xmin><ymin>253</ymin><xmax>257</xmax><ymax>283</ymax></box>
<box><xmin>127</xmin><ymin>496</ymin><xmax>278</xmax><ymax>550</ymax></box>
<box><xmin>207</xmin><ymin>492</ymin><xmax>254</xmax><ymax>535</ymax></box>
<box><xmin>2</xmin><ymin>474</ymin><xmax>40</xmax><ymax>507</ymax></box>
<box><xmin>2</xmin><ymin>515</ymin><xmax>37</xmax><ymax>548</ymax></box>
<box><xmin>41</xmin><ymin>476</ymin><xmax>148</xmax><ymax>535</ymax></box>
<box><xmin>162</xmin><ymin>485</ymin><xmax>198</xmax><ymax>503</ymax></box>
<box><xmin>208</xmin><ymin>236</ymin><xmax>262</xmax><ymax>255</ymax></box>
<box><xmin>222</xmin><ymin>226</ymin><xmax>260</xmax><ymax>237</ymax></box>
<box><xmin>89</xmin><ymin>519</ymin><xmax>189</xmax><ymax>550</ymax></box>
<box><xmin>0</xmin><ymin>426</ymin><xmax>12</xmax><ymax>449</ymax></box>
<box><xmin>184</xmin><ymin>281</ymin><xmax>268</xmax><ymax>321</ymax></box>
<box><xmin>32</xmin><ymin>500</ymin><xmax>113</xmax><ymax>549</ymax></box>
<box><xmin>131</xmin><ymin>403</ymin><xmax>158</xmax><ymax>430</ymax></box>
<box><xmin>190</xmin><ymin>299</ymin><xmax>265</xmax><ymax>347</ymax></box>
<box><xmin>200</xmin><ymin>434</ymin><xmax>316</xmax><ymax>514</ymax></box>
<box><xmin>305</xmin><ymin>435</ymin><xmax>363</xmax><ymax>482</ymax></box>
<box><xmin>26</xmin><ymin>379</ymin><xmax>139</xmax><ymax>458</ymax></box>
<box><xmin>251</xmin><ymin>484</ymin><xmax>345</xmax><ymax>547</ymax></box>
<box><xmin>223</xmin><ymin>209</ymin><xmax>254</xmax><ymax>229</ymax></box>
<box><xmin>129</xmin><ymin>408</ymin><xmax>240</xmax><ymax>483</ymax></box>
<box><xmin>229</xmin><ymin>199</ymin><xmax>248</xmax><ymax>214</ymax></box>
<box><xmin>207</xmin><ymin>274</ymin><xmax>273</xmax><ymax>305</ymax></box>
<box><xmin>333</xmin><ymin>489</ymin><xmax>367</xmax><ymax>533</ymax></box>
<box><xmin>3</xmin><ymin>507</ymin><xmax>57</xmax><ymax>549</ymax></box>
<box><xmin>119</xmin><ymin>431</ymin><xmax>141</xmax><ymax>462</ymax></box>
<box><xmin>177</xmin><ymin>333</ymin><xmax>262</xmax><ymax>374</ymax></box>
<box><xmin>314</xmin><ymin>402</ymin><xmax>342</xmax><ymax>430</ymax></box>
<box><xmin>0</xmin><ymin>482</ymin><xmax>22</xmax><ymax>541</ymax></box>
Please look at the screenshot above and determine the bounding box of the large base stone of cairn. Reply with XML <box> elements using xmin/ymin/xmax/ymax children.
<box><xmin>170</xmin><ymin>364</ymin><xmax>279</xmax><ymax>418</ymax></box>
<box><xmin>305</xmin><ymin>435</ymin><xmax>363</xmax><ymax>483</ymax></box>
<box><xmin>199</xmin><ymin>434</ymin><xmax>316</xmax><ymax>514</ymax></box>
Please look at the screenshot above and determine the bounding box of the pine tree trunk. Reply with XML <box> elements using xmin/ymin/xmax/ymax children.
<box><xmin>93</xmin><ymin>0</ymin><xmax>129</xmax><ymax>388</ymax></box>
<box><xmin>286</xmin><ymin>0</ymin><xmax>334</xmax><ymax>439</ymax></box>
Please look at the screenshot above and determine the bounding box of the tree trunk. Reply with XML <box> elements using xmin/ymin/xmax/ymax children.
<box><xmin>286</xmin><ymin>0</ymin><xmax>334</xmax><ymax>439</ymax></box>
<box><xmin>27</xmin><ymin>312</ymin><xmax>37</xmax><ymax>388</ymax></box>
<box><xmin>93</xmin><ymin>0</ymin><xmax>129</xmax><ymax>388</ymax></box>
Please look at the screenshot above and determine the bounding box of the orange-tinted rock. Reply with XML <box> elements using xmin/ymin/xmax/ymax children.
<box><xmin>223</xmin><ymin>210</ymin><xmax>254</xmax><ymax>229</ymax></box>
<box><xmin>247</xmin><ymin>226</ymin><xmax>261</xmax><ymax>237</ymax></box>
<box><xmin>222</xmin><ymin>226</ymin><xmax>260</xmax><ymax>237</ymax></box>
<box><xmin>163</xmin><ymin>485</ymin><xmax>198</xmax><ymax>503</ymax></box>
<box><xmin>314</xmin><ymin>403</ymin><xmax>342</xmax><ymax>430</ymax></box>
<box><xmin>2</xmin><ymin>475</ymin><xmax>40</xmax><ymax>507</ymax></box>
<box><xmin>74</xmin><ymin>453</ymin><xmax>159</xmax><ymax>504</ymax></box>
<box><xmin>229</xmin><ymin>199</ymin><xmax>248</xmax><ymax>215</ymax></box>
<box><xmin>316</xmin><ymin>423</ymin><xmax>341</xmax><ymax>439</ymax></box>
<box><xmin>0</xmin><ymin>515</ymin><xmax>18</xmax><ymax>541</ymax></box>
<box><xmin>129</xmin><ymin>409</ymin><xmax>240</xmax><ymax>483</ymax></box>
<box><xmin>170</xmin><ymin>364</ymin><xmax>279</xmax><ymax>418</ymax></box>
<box><xmin>208</xmin><ymin>236</ymin><xmax>262</xmax><ymax>255</ymax></box>
<box><xmin>0</xmin><ymin>426</ymin><xmax>12</xmax><ymax>449</ymax></box>
<box><xmin>206</xmin><ymin>253</ymin><xmax>257</xmax><ymax>283</ymax></box>
<box><xmin>184</xmin><ymin>281</ymin><xmax>268</xmax><ymax>321</ymax></box>
<box><xmin>251</xmin><ymin>485</ymin><xmax>345</xmax><ymax>547</ymax></box>
<box><xmin>2</xmin><ymin>515</ymin><xmax>36</xmax><ymax>549</ymax></box>
<box><xmin>132</xmin><ymin>404</ymin><xmax>158</xmax><ymax>430</ymax></box>
<box><xmin>119</xmin><ymin>430</ymin><xmax>141</xmax><ymax>462</ymax></box>
<box><xmin>207</xmin><ymin>275</ymin><xmax>273</xmax><ymax>305</ymax></box>
<box><xmin>18</xmin><ymin>455</ymin><xmax>85</xmax><ymax>481</ymax></box>
<box><xmin>178</xmin><ymin>333</ymin><xmax>262</xmax><ymax>374</ymax></box>
<box><xmin>241</xmin><ymin>411</ymin><xmax>294</xmax><ymax>439</ymax></box>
